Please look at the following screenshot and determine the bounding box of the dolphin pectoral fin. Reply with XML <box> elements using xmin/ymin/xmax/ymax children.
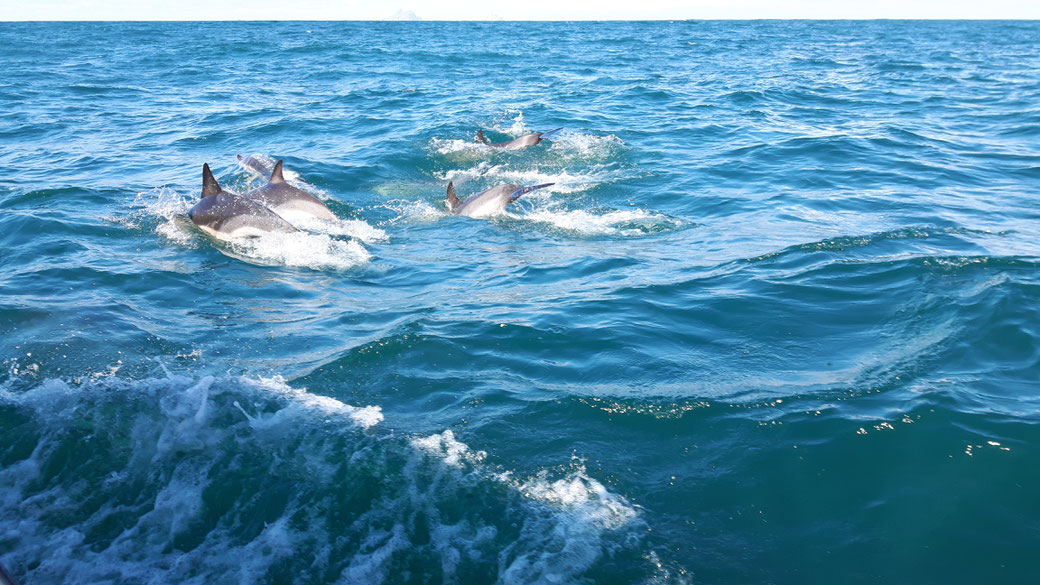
<box><xmin>508</xmin><ymin>183</ymin><xmax>554</xmax><ymax>202</ymax></box>
<box><xmin>269</xmin><ymin>160</ymin><xmax>286</xmax><ymax>184</ymax></box>
<box><xmin>476</xmin><ymin>129</ymin><xmax>488</xmax><ymax>144</ymax></box>
<box><xmin>538</xmin><ymin>127</ymin><xmax>565</xmax><ymax>139</ymax></box>
<box><xmin>202</xmin><ymin>163</ymin><xmax>222</xmax><ymax>199</ymax></box>
<box><xmin>446</xmin><ymin>181</ymin><xmax>461</xmax><ymax>212</ymax></box>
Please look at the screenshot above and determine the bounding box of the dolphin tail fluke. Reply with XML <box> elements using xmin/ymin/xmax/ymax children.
<box><xmin>270</xmin><ymin>160</ymin><xmax>286</xmax><ymax>184</ymax></box>
<box><xmin>538</xmin><ymin>127</ymin><xmax>565</xmax><ymax>139</ymax></box>
<box><xmin>475</xmin><ymin>129</ymin><xmax>488</xmax><ymax>144</ymax></box>
<box><xmin>509</xmin><ymin>183</ymin><xmax>554</xmax><ymax>202</ymax></box>
<box><xmin>446</xmin><ymin>181</ymin><xmax>460</xmax><ymax>211</ymax></box>
<box><xmin>202</xmin><ymin>163</ymin><xmax>222</xmax><ymax>198</ymax></box>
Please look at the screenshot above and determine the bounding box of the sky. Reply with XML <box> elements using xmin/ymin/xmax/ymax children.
<box><xmin>5</xmin><ymin>0</ymin><xmax>1040</xmax><ymax>21</ymax></box>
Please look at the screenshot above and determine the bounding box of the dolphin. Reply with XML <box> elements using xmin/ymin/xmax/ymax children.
<box><xmin>244</xmin><ymin>160</ymin><xmax>338</xmax><ymax>222</ymax></box>
<box><xmin>236</xmin><ymin>154</ymin><xmax>276</xmax><ymax>180</ymax></box>
<box><xmin>475</xmin><ymin>127</ymin><xmax>564</xmax><ymax>150</ymax></box>
<box><xmin>446</xmin><ymin>181</ymin><xmax>554</xmax><ymax>218</ymax></box>
<box><xmin>188</xmin><ymin>163</ymin><xmax>297</xmax><ymax>240</ymax></box>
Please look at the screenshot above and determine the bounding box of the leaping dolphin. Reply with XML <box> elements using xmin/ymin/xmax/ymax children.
<box><xmin>475</xmin><ymin>127</ymin><xmax>564</xmax><ymax>150</ymax></box>
<box><xmin>446</xmin><ymin>181</ymin><xmax>554</xmax><ymax>218</ymax></box>
<box><xmin>244</xmin><ymin>160</ymin><xmax>337</xmax><ymax>222</ymax></box>
<box><xmin>188</xmin><ymin>163</ymin><xmax>297</xmax><ymax>240</ymax></box>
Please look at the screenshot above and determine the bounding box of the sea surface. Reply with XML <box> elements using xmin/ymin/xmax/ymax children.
<box><xmin>1</xmin><ymin>20</ymin><xmax>1039</xmax><ymax>584</ymax></box>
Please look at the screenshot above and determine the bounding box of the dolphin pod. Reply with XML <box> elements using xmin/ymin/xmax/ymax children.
<box><xmin>187</xmin><ymin>123</ymin><xmax>565</xmax><ymax>241</ymax></box>
<box><xmin>188</xmin><ymin>164</ymin><xmax>298</xmax><ymax>240</ymax></box>
<box><xmin>188</xmin><ymin>159</ymin><xmax>340</xmax><ymax>240</ymax></box>
<box><xmin>446</xmin><ymin>181</ymin><xmax>554</xmax><ymax>218</ymax></box>
<box><xmin>475</xmin><ymin>127</ymin><xmax>564</xmax><ymax>150</ymax></box>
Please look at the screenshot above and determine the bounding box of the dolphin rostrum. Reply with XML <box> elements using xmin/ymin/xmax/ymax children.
<box><xmin>244</xmin><ymin>160</ymin><xmax>337</xmax><ymax>222</ymax></box>
<box><xmin>188</xmin><ymin>163</ymin><xmax>297</xmax><ymax>240</ymax></box>
<box><xmin>446</xmin><ymin>181</ymin><xmax>554</xmax><ymax>218</ymax></box>
<box><xmin>475</xmin><ymin>127</ymin><xmax>564</xmax><ymax>150</ymax></box>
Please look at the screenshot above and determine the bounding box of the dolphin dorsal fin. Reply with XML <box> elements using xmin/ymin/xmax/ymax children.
<box><xmin>475</xmin><ymin>129</ymin><xmax>487</xmax><ymax>144</ymax></box>
<box><xmin>446</xmin><ymin>181</ymin><xmax>460</xmax><ymax>211</ymax></box>
<box><xmin>201</xmin><ymin>163</ymin><xmax>222</xmax><ymax>198</ymax></box>
<box><xmin>270</xmin><ymin>160</ymin><xmax>286</xmax><ymax>184</ymax></box>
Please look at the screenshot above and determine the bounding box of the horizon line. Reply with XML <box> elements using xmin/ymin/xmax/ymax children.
<box><xmin>4</xmin><ymin>18</ymin><xmax>1040</xmax><ymax>22</ymax></box>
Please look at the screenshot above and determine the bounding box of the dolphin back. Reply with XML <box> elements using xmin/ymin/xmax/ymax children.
<box><xmin>244</xmin><ymin>160</ymin><xmax>337</xmax><ymax>222</ymax></box>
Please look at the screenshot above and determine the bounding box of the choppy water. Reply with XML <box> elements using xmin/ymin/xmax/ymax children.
<box><xmin>2</xmin><ymin>20</ymin><xmax>1040</xmax><ymax>584</ymax></box>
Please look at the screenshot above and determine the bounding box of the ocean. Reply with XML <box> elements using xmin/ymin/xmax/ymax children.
<box><xmin>1</xmin><ymin>20</ymin><xmax>1039</xmax><ymax>584</ymax></box>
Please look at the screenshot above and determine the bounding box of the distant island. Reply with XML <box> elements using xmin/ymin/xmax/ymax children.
<box><xmin>385</xmin><ymin>9</ymin><xmax>422</xmax><ymax>21</ymax></box>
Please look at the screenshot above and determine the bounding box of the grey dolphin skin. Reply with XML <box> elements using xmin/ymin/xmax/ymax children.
<box><xmin>244</xmin><ymin>160</ymin><xmax>337</xmax><ymax>222</ymax></box>
<box><xmin>0</xmin><ymin>561</ymin><xmax>18</xmax><ymax>585</ymax></box>
<box><xmin>236</xmin><ymin>154</ymin><xmax>276</xmax><ymax>180</ymax></box>
<box><xmin>475</xmin><ymin>127</ymin><xmax>564</xmax><ymax>150</ymax></box>
<box><xmin>188</xmin><ymin>163</ymin><xmax>297</xmax><ymax>240</ymax></box>
<box><xmin>446</xmin><ymin>181</ymin><xmax>554</xmax><ymax>218</ymax></box>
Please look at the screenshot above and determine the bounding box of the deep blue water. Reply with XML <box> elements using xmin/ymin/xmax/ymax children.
<box><xmin>1</xmin><ymin>20</ymin><xmax>1040</xmax><ymax>584</ymax></box>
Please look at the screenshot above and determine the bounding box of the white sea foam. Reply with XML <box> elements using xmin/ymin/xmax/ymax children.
<box><xmin>492</xmin><ymin>109</ymin><xmax>529</xmax><ymax>136</ymax></box>
<box><xmin>519</xmin><ymin>207</ymin><xmax>684</xmax><ymax>237</ymax></box>
<box><xmin>380</xmin><ymin>199</ymin><xmax>447</xmax><ymax>223</ymax></box>
<box><xmin>224</xmin><ymin>230</ymin><xmax>372</xmax><ymax>270</ymax></box>
<box><xmin>430</xmin><ymin>137</ymin><xmax>487</xmax><ymax>156</ymax></box>
<box><xmin>133</xmin><ymin>186</ymin><xmax>197</xmax><ymax>246</ymax></box>
<box><xmin>1</xmin><ymin>372</ymin><xmax>648</xmax><ymax>584</ymax></box>
<box><xmin>288</xmin><ymin>215</ymin><xmax>389</xmax><ymax>244</ymax></box>
<box><xmin>548</xmin><ymin>132</ymin><xmax>626</xmax><ymax>160</ymax></box>
<box><xmin>410</xmin><ymin>430</ymin><xmax>641</xmax><ymax>584</ymax></box>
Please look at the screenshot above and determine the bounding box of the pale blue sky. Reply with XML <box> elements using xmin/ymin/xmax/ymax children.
<box><xmin>6</xmin><ymin>0</ymin><xmax>1040</xmax><ymax>21</ymax></box>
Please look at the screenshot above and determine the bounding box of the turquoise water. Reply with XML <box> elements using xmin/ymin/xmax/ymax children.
<box><xmin>2</xmin><ymin>20</ymin><xmax>1039</xmax><ymax>584</ymax></box>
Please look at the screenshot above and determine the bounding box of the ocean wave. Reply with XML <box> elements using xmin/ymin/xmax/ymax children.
<box><xmin>0</xmin><ymin>372</ymin><xmax>649</xmax><ymax>584</ymax></box>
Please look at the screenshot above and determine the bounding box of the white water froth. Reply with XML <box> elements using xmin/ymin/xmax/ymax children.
<box><xmin>224</xmin><ymin>230</ymin><xmax>372</xmax><ymax>270</ymax></box>
<box><xmin>381</xmin><ymin>199</ymin><xmax>447</xmax><ymax>223</ymax></box>
<box><xmin>517</xmin><ymin>207</ymin><xmax>684</xmax><ymax>237</ymax></box>
<box><xmin>409</xmin><ymin>430</ymin><xmax>641</xmax><ymax>584</ymax></box>
<box><xmin>1</xmin><ymin>373</ymin><xmax>646</xmax><ymax>584</ymax></box>
<box><xmin>289</xmin><ymin>214</ymin><xmax>389</xmax><ymax>244</ymax></box>
<box><xmin>548</xmin><ymin>132</ymin><xmax>626</xmax><ymax>160</ymax></box>
<box><xmin>0</xmin><ymin>373</ymin><xmax>383</xmax><ymax>584</ymax></box>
